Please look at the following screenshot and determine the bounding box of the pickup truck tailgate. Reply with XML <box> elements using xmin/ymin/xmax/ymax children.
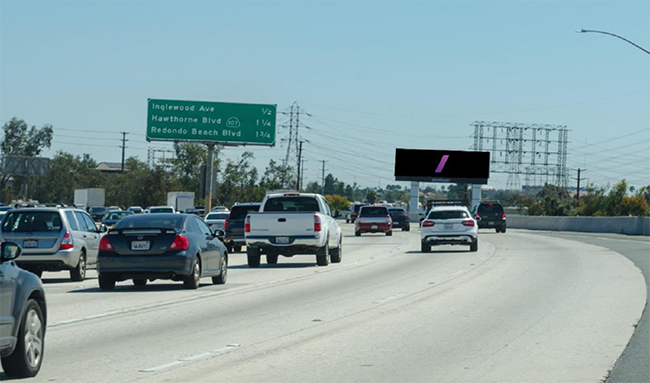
<box><xmin>248</xmin><ymin>213</ymin><xmax>316</xmax><ymax>237</ymax></box>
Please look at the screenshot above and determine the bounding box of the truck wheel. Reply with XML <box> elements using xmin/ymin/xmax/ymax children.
<box><xmin>247</xmin><ymin>247</ymin><xmax>261</xmax><ymax>268</ymax></box>
<box><xmin>316</xmin><ymin>243</ymin><xmax>329</xmax><ymax>266</ymax></box>
<box><xmin>330</xmin><ymin>239</ymin><xmax>342</xmax><ymax>263</ymax></box>
<box><xmin>133</xmin><ymin>279</ymin><xmax>147</xmax><ymax>287</ymax></box>
<box><xmin>355</xmin><ymin>231</ymin><xmax>361</xmax><ymax>237</ymax></box>
<box><xmin>470</xmin><ymin>240</ymin><xmax>478</xmax><ymax>252</ymax></box>
<box><xmin>502</xmin><ymin>227</ymin><xmax>507</xmax><ymax>233</ymax></box>
<box><xmin>70</xmin><ymin>251</ymin><xmax>87</xmax><ymax>282</ymax></box>
<box><xmin>386</xmin><ymin>231</ymin><xmax>393</xmax><ymax>236</ymax></box>
<box><xmin>234</xmin><ymin>245</ymin><xmax>242</xmax><ymax>253</ymax></box>
<box><xmin>0</xmin><ymin>300</ymin><xmax>44</xmax><ymax>378</ymax></box>
<box><xmin>267</xmin><ymin>253</ymin><xmax>278</xmax><ymax>265</ymax></box>
<box><xmin>421</xmin><ymin>242</ymin><xmax>431</xmax><ymax>253</ymax></box>
<box><xmin>98</xmin><ymin>274</ymin><xmax>116</xmax><ymax>291</ymax></box>
<box><xmin>346</xmin><ymin>218</ymin><xmax>350</xmax><ymax>223</ymax></box>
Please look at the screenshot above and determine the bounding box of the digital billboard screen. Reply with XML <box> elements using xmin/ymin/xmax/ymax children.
<box><xmin>394</xmin><ymin>149</ymin><xmax>490</xmax><ymax>184</ymax></box>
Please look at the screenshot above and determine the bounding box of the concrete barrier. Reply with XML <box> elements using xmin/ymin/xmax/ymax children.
<box><xmin>507</xmin><ymin>216</ymin><xmax>650</xmax><ymax>236</ymax></box>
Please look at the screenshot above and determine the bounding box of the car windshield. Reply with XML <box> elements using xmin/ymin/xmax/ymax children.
<box><xmin>428</xmin><ymin>210</ymin><xmax>470</xmax><ymax>220</ymax></box>
<box><xmin>353</xmin><ymin>204</ymin><xmax>367</xmax><ymax>213</ymax></box>
<box><xmin>389</xmin><ymin>208</ymin><xmax>407</xmax><ymax>217</ymax></box>
<box><xmin>150</xmin><ymin>208</ymin><xmax>174</xmax><ymax>213</ymax></box>
<box><xmin>360</xmin><ymin>207</ymin><xmax>388</xmax><ymax>217</ymax></box>
<box><xmin>128</xmin><ymin>207</ymin><xmax>142</xmax><ymax>212</ymax></box>
<box><xmin>90</xmin><ymin>207</ymin><xmax>106</xmax><ymax>213</ymax></box>
<box><xmin>230</xmin><ymin>205</ymin><xmax>260</xmax><ymax>220</ymax></box>
<box><xmin>206</xmin><ymin>213</ymin><xmax>229</xmax><ymax>220</ymax></box>
<box><xmin>114</xmin><ymin>215</ymin><xmax>183</xmax><ymax>230</ymax></box>
<box><xmin>1</xmin><ymin>211</ymin><xmax>63</xmax><ymax>232</ymax></box>
<box><xmin>263</xmin><ymin>197</ymin><xmax>319</xmax><ymax>212</ymax></box>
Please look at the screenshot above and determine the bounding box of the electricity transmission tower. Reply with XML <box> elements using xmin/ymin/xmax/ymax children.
<box><xmin>280</xmin><ymin>102</ymin><xmax>311</xmax><ymax>188</ymax></box>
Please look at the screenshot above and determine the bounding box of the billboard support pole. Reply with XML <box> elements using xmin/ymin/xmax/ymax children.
<box><xmin>205</xmin><ymin>143</ymin><xmax>215</xmax><ymax>213</ymax></box>
<box><xmin>471</xmin><ymin>184</ymin><xmax>481</xmax><ymax>211</ymax></box>
<box><xmin>409</xmin><ymin>181</ymin><xmax>420</xmax><ymax>222</ymax></box>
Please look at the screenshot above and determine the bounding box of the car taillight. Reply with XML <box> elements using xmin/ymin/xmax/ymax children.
<box><xmin>244</xmin><ymin>215</ymin><xmax>251</xmax><ymax>233</ymax></box>
<box><xmin>475</xmin><ymin>213</ymin><xmax>481</xmax><ymax>220</ymax></box>
<box><xmin>99</xmin><ymin>236</ymin><xmax>113</xmax><ymax>251</ymax></box>
<box><xmin>462</xmin><ymin>220</ymin><xmax>475</xmax><ymax>227</ymax></box>
<box><xmin>169</xmin><ymin>235</ymin><xmax>189</xmax><ymax>250</ymax></box>
<box><xmin>60</xmin><ymin>231</ymin><xmax>74</xmax><ymax>250</ymax></box>
<box><xmin>314</xmin><ymin>215</ymin><xmax>322</xmax><ymax>232</ymax></box>
<box><xmin>224</xmin><ymin>217</ymin><xmax>230</xmax><ymax>230</ymax></box>
<box><xmin>502</xmin><ymin>213</ymin><xmax>507</xmax><ymax>219</ymax></box>
<box><xmin>422</xmin><ymin>220</ymin><xmax>435</xmax><ymax>227</ymax></box>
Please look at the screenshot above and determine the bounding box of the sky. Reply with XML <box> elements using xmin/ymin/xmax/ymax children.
<box><xmin>1</xmin><ymin>0</ymin><xmax>649</xmax><ymax>191</ymax></box>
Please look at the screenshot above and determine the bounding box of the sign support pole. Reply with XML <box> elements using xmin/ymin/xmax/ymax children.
<box><xmin>409</xmin><ymin>181</ymin><xmax>420</xmax><ymax>222</ymax></box>
<box><xmin>205</xmin><ymin>143</ymin><xmax>215</xmax><ymax>213</ymax></box>
<box><xmin>471</xmin><ymin>184</ymin><xmax>481</xmax><ymax>210</ymax></box>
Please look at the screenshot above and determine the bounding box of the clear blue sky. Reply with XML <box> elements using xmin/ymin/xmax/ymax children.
<box><xmin>1</xmin><ymin>0</ymin><xmax>648</xmax><ymax>190</ymax></box>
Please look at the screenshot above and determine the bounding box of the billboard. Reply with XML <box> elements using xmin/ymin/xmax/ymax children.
<box><xmin>394</xmin><ymin>149</ymin><xmax>490</xmax><ymax>184</ymax></box>
<box><xmin>2</xmin><ymin>156</ymin><xmax>50</xmax><ymax>176</ymax></box>
<box><xmin>146</xmin><ymin>98</ymin><xmax>276</xmax><ymax>146</ymax></box>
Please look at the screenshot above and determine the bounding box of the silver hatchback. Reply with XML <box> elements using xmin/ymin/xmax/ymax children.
<box><xmin>0</xmin><ymin>208</ymin><xmax>106</xmax><ymax>281</ymax></box>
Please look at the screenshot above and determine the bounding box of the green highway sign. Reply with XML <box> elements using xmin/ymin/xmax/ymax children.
<box><xmin>146</xmin><ymin>99</ymin><xmax>276</xmax><ymax>146</ymax></box>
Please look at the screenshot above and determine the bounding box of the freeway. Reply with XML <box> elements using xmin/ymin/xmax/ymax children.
<box><xmin>1</xmin><ymin>225</ymin><xmax>646</xmax><ymax>383</ymax></box>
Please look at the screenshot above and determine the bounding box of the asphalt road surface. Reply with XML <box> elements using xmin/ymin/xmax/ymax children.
<box><xmin>520</xmin><ymin>230</ymin><xmax>650</xmax><ymax>383</ymax></box>
<box><xmin>2</xmin><ymin>225</ymin><xmax>646</xmax><ymax>383</ymax></box>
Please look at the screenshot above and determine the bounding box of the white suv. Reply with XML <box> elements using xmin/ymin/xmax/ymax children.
<box><xmin>420</xmin><ymin>206</ymin><xmax>478</xmax><ymax>252</ymax></box>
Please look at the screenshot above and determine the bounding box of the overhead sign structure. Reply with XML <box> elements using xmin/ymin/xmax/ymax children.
<box><xmin>394</xmin><ymin>149</ymin><xmax>490</xmax><ymax>184</ymax></box>
<box><xmin>146</xmin><ymin>99</ymin><xmax>276</xmax><ymax>146</ymax></box>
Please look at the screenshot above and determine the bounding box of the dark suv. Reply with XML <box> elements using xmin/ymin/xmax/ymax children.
<box><xmin>472</xmin><ymin>201</ymin><xmax>506</xmax><ymax>233</ymax></box>
<box><xmin>0</xmin><ymin>242</ymin><xmax>47</xmax><ymax>378</ymax></box>
<box><xmin>224</xmin><ymin>203</ymin><xmax>261</xmax><ymax>253</ymax></box>
<box><xmin>388</xmin><ymin>207</ymin><xmax>410</xmax><ymax>231</ymax></box>
<box><xmin>346</xmin><ymin>203</ymin><xmax>368</xmax><ymax>223</ymax></box>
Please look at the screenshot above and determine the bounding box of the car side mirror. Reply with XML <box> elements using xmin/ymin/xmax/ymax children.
<box><xmin>98</xmin><ymin>225</ymin><xmax>108</xmax><ymax>233</ymax></box>
<box><xmin>1</xmin><ymin>242</ymin><xmax>22</xmax><ymax>261</ymax></box>
<box><xmin>213</xmin><ymin>229</ymin><xmax>225</xmax><ymax>239</ymax></box>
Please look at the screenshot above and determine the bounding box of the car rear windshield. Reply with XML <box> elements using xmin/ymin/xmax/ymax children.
<box><xmin>114</xmin><ymin>215</ymin><xmax>183</xmax><ymax>230</ymax></box>
<box><xmin>90</xmin><ymin>207</ymin><xmax>106</xmax><ymax>213</ymax></box>
<box><xmin>2</xmin><ymin>211</ymin><xmax>64</xmax><ymax>233</ymax></box>
<box><xmin>263</xmin><ymin>197</ymin><xmax>319</xmax><ymax>212</ymax></box>
<box><xmin>150</xmin><ymin>208</ymin><xmax>174</xmax><ymax>213</ymax></box>
<box><xmin>353</xmin><ymin>204</ymin><xmax>367</xmax><ymax>213</ymax></box>
<box><xmin>360</xmin><ymin>207</ymin><xmax>389</xmax><ymax>217</ymax></box>
<box><xmin>105</xmin><ymin>211</ymin><xmax>133</xmax><ymax>220</ymax></box>
<box><xmin>230</xmin><ymin>205</ymin><xmax>260</xmax><ymax>220</ymax></box>
<box><xmin>478</xmin><ymin>204</ymin><xmax>504</xmax><ymax>214</ymax></box>
<box><xmin>206</xmin><ymin>213</ymin><xmax>229</xmax><ymax>220</ymax></box>
<box><xmin>389</xmin><ymin>208</ymin><xmax>407</xmax><ymax>217</ymax></box>
<box><xmin>428</xmin><ymin>210</ymin><xmax>470</xmax><ymax>220</ymax></box>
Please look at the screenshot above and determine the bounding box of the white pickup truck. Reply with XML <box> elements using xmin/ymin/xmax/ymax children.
<box><xmin>244</xmin><ymin>192</ymin><xmax>342</xmax><ymax>267</ymax></box>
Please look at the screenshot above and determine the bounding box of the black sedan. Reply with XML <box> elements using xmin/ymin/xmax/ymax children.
<box><xmin>0</xmin><ymin>242</ymin><xmax>47</xmax><ymax>378</ymax></box>
<box><xmin>101</xmin><ymin>210</ymin><xmax>134</xmax><ymax>229</ymax></box>
<box><xmin>388</xmin><ymin>207</ymin><xmax>411</xmax><ymax>231</ymax></box>
<box><xmin>97</xmin><ymin>214</ymin><xmax>228</xmax><ymax>290</ymax></box>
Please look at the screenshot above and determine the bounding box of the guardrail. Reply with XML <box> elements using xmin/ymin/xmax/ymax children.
<box><xmin>507</xmin><ymin>216</ymin><xmax>650</xmax><ymax>236</ymax></box>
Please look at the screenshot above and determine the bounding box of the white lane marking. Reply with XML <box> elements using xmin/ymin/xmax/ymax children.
<box><xmin>451</xmin><ymin>269</ymin><xmax>465</xmax><ymax>276</ymax></box>
<box><xmin>139</xmin><ymin>344</ymin><xmax>240</xmax><ymax>373</ymax></box>
<box><xmin>373</xmin><ymin>293</ymin><xmax>407</xmax><ymax>304</ymax></box>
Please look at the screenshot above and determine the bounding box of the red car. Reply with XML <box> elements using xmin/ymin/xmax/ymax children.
<box><xmin>355</xmin><ymin>205</ymin><xmax>392</xmax><ymax>236</ymax></box>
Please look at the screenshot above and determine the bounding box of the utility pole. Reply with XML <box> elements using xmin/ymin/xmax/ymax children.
<box><xmin>120</xmin><ymin>132</ymin><xmax>129</xmax><ymax>172</ymax></box>
<box><xmin>321</xmin><ymin>160</ymin><xmax>328</xmax><ymax>194</ymax></box>
<box><xmin>575</xmin><ymin>168</ymin><xmax>587</xmax><ymax>206</ymax></box>
<box><xmin>301</xmin><ymin>159</ymin><xmax>306</xmax><ymax>190</ymax></box>
<box><xmin>296</xmin><ymin>140</ymin><xmax>304</xmax><ymax>191</ymax></box>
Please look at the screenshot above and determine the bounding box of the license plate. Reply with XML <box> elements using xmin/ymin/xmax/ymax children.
<box><xmin>23</xmin><ymin>240</ymin><xmax>39</xmax><ymax>248</ymax></box>
<box><xmin>488</xmin><ymin>222</ymin><xmax>495</xmax><ymax>226</ymax></box>
<box><xmin>276</xmin><ymin>237</ymin><xmax>289</xmax><ymax>244</ymax></box>
<box><xmin>371</xmin><ymin>225</ymin><xmax>378</xmax><ymax>230</ymax></box>
<box><xmin>444</xmin><ymin>224</ymin><xmax>453</xmax><ymax>229</ymax></box>
<box><xmin>131</xmin><ymin>241</ymin><xmax>150</xmax><ymax>251</ymax></box>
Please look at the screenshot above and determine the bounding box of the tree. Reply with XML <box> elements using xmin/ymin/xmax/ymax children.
<box><xmin>260</xmin><ymin>159</ymin><xmax>294</xmax><ymax>191</ymax></box>
<box><xmin>172</xmin><ymin>142</ymin><xmax>210</xmax><ymax>196</ymax></box>
<box><xmin>325</xmin><ymin>194</ymin><xmax>351</xmax><ymax>213</ymax></box>
<box><xmin>366</xmin><ymin>190</ymin><xmax>377</xmax><ymax>204</ymax></box>
<box><xmin>217</xmin><ymin>152</ymin><xmax>260</xmax><ymax>207</ymax></box>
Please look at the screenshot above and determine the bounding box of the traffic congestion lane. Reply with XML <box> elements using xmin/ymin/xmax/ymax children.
<box><xmin>1</xmin><ymin>227</ymin><xmax>645</xmax><ymax>383</ymax></box>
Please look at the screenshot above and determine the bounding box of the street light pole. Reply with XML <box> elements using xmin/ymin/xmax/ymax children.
<box><xmin>576</xmin><ymin>29</ymin><xmax>650</xmax><ymax>55</ymax></box>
